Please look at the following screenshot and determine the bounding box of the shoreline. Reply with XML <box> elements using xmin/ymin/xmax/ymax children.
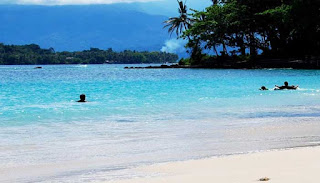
<box><xmin>106</xmin><ymin>146</ymin><xmax>320</xmax><ymax>183</ymax></box>
<box><xmin>124</xmin><ymin>57</ymin><xmax>320</xmax><ymax>70</ymax></box>
<box><xmin>124</xmin><ymin>63</ymin><xmax>320</xmax><ymax>70</ymax></box>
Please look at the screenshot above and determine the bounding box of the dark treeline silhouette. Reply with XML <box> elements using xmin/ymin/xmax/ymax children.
<box><xmin>0</xmin><ymin>43</ymin><xmax>178</xmax><ymax>65</ymax></box>
<box><xmin>164</xmin><ymin>0</ymin><xmax>320</xmax><ymax>67</ymax></box>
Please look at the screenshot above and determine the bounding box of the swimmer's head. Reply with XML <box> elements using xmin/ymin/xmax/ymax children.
<box><xmin>80</xmin><ymin>94</ymin><xmax>86</xmax><ymax>101</ymax></box>
<box><xmin>284</xmin><ymin>81</ymin><xmax>288</xmax><ymax>86</ymax></box>
<box><xmin>261</xmin><ymin>86</ymin><xmax>267</xmax><ymax>90</ymax></box>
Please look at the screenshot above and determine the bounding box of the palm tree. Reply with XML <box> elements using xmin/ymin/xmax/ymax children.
<box><xmin>163</xmin><ymin>1</ymin><xmax>204</xmax><ymax>64</ymax></box>
<box><xmin>163</xmin><ymin>0</ymin><xmax>191</xmax><ymax>37</ymax></box>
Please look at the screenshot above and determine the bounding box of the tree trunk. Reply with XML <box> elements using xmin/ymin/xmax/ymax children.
<box><xmin>238</xmin><ymin>34</ymin><xmax>246</xmax><ymax>56</ymax></box>
<box><xmin>249</xmin><ymin>32</ymin><xmax>256</xmax><ymax>56</ymax></box>
<box><xmin>222</xmin><ymin>42</ymin><xmax>227</xmax><ymax>55</ymax></box>
<box><xmin>240</xmin><ymin>46</ymin><xmax>246</xmax><ymax>56</ymax></box>
<box><xmin>213</xmin><ymin>45</ymin><xmax>219</xmax><ymax>56</ymax></box>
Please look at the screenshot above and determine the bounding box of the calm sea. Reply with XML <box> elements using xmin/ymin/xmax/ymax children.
<box><xmin>1</xmin><ymin>65</ymin><xmax>320</xmax><ymax>182</ymax></box>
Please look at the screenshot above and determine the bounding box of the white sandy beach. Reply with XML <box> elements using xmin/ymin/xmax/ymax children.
<box><xmin>107</xmin><ymin>146</ymin><xmax>320</xmax><ymax>183</ymax></box>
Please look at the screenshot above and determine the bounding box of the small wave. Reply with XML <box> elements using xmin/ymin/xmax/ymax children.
<box><xmin>115</xmin><ymin>119</ymin><xmax>136</xmax><ymax>123</ymax></box>
<box><xmin>296</xmin><ymin>88</ymin><xmax>308</xmax><ymax>91</ymax></box>
<box><xmin>75</xmin><ymin>65</ymin><xmax>88</xmax><ymax>68</ymax></box>
<box><xmin>297</xmin><ymin>88</ymin><xmax>320</xmax><ymax>92</ymax></box>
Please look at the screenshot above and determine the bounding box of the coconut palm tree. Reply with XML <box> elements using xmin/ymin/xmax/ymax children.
<box><xmin>164</xmin><ymin>1</ymin><xmax>205</xmax><ymax>64</ymax></box>
<box><xmin>163</xmin><ymin>0</ymin><xmax>191</xmax><ymax>37</ymax></box>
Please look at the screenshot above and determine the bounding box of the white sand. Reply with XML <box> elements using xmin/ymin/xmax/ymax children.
<box><xmin>107</xmin><ymin>146</ymin><xmax>320</xmax><ymax>183</ymax></box>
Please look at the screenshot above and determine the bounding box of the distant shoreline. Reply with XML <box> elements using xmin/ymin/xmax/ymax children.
<box><xmin>0</xmin><ymin>43</ymin><xmax>178</xmax><ymax>65</ymax></box>
<box><xmin>2</xmin><ymin>56</ymin><xmax>320</xmax><ymax>70</ymax></box>
<box><xmin>125</xmin><ymin>58</ymin><xmax>320</xmax><ymax>70</ymax></box>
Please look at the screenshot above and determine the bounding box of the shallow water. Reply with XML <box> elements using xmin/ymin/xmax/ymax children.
<box><xmin>1</xmin><ymin>65</ymin><xmax>320</xmax><ymax>182</ymax></box>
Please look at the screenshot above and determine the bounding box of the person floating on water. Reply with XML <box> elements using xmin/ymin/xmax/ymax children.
<box><xmin>77</xmin><ymin>94</ymin><xmax>87</xmax><ymax>102</ymax></box>
<box><xmin>259</xmin><ymin>86</ymin><xmax>268</xmax><ymax>90</ymax></box>
<box><xmin>275</xmin><ymin>81</ymin><xmax>298</xmax><ymax>90</ymax></box>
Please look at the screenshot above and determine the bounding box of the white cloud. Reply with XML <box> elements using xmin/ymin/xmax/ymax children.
<box><xmin>161</xmin><ymin>39</ymin><xmax>186</xmax><ymax>53</ymax></box>
<box><xmin>3</xmin><ymin>0</ymin><xmax>159</xmax><ymax>5</ymax></box>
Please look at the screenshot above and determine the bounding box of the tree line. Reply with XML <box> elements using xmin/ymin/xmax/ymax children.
<box><xmin>164</xmin><ymin>0</ymin><xmax>320</xmax><ymax>65</ymax></box>
<box><xmin>0</xmin><ymin>43</ymin><xmax>178</xmax><ymax>65</ymax></box>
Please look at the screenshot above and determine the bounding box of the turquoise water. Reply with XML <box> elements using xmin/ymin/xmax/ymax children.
<box><xmin>1</xmin><ymin>65</ymin><xmax>320</xmax><ymax>182</ymax></box>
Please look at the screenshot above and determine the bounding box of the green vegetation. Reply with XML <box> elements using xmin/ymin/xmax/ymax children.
<box><xmin>0</xmin><ymin>43</ymin><xmax>178</xmax><ymax>65</ymax></box>
<box><xmin>165</xmin><ymin>0</ymin><xmax>320</xmax><ymax>66</ymax></box>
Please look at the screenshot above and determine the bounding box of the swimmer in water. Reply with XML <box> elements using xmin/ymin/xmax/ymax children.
<box><xmin>275</xmin><ymin>81</ymin><xmax>298</xmax><ymax>90</ymax></box>
<box><xmin>259</xmin><ymin>86</ymin><xmax>268</xmax><ymax>90</ymax></box>
<box><xmin>77</xmin><ymin>94</ymin><xmax>87</xmax><ymax>102</ymax></box>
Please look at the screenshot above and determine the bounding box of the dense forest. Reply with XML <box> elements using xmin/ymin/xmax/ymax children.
<box><xmin>164</xmin><ymin>0</ymin><xmax>320</xmax><ymax>66</ymax></box>
<box><xmin>0</xmin><ymin>43</ymin><xmax>178</xmax><ymax>65</ymax></box>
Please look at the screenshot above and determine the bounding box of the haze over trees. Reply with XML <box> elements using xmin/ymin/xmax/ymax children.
<box><xmin>165</xmin><ymin>0</ymin><xmax>320</xmax><ymax>65</ymax></box>
<box><xmin>0</xmin><ymin>44</ymin><xmax>178</xmax><ymax>65</ymax></box>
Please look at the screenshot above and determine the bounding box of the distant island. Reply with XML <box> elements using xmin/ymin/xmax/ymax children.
<box><xmin>0</xmin><ymin>43</ymin><xmax>178</xmax><ymax>65</ymax></box>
